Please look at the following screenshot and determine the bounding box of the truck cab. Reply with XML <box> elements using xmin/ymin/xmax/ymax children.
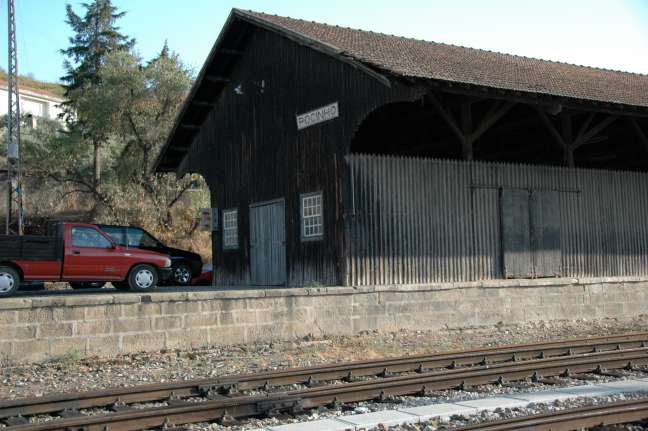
<box><xmin>0</xmin><ymin>222</ymin><xmax>172</xmax><ymax>297</ymax></box>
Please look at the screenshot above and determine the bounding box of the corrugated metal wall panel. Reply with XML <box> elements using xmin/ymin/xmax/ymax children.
<box><xmin>346</xmin><ymin>154</ymin><xmax>648</xmax><ymax>285</ymax></box>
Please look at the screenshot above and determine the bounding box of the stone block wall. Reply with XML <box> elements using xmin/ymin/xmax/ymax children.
<box><xmin>0</xmin><ymin>277</ymin><xmax>647</xmax><ymax>364</ymax></box>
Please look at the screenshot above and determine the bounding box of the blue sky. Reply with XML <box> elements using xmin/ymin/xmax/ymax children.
<box><xmin>3</xmin><ymin>0</ymin><xmax>648</xmax><ymax>83</ymax></box>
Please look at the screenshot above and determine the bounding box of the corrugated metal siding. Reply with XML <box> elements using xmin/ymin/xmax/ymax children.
<box><xmin>346</xmin><ymin>154</ymin><xmax>648</xmax><ymax>285</ymax></box>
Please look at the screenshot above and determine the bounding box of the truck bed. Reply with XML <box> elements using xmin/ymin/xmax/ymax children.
<box><xmin>0</xmin><ymin>235</ymin><xmax>62</xmax><ymax>261</ymax></box>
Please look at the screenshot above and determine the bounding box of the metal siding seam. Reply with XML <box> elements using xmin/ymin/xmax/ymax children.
<box><xmin>453</xmin><ymin>161</ymin><xmax>459</xmax><ymax>281</ymax></box>
<box><xmin>429</xmin><ymin>158</ymin><xmax>438</xmax><ymax>283</ymax></box>
<box><xmin>380</xmin><ymin>155</ymin><xmax>388</xmax><ymax>285</ymax></box>
<box><xmin>441</xmin><ymin>161</ymin><xmax>449</xmax><ymax>282</ymax></box>
<box><xmin>361</xmin><ymin>155</ymin><xmax>369</xmax><ymax>286</ymax></box>
<box><xmin>412</xmin><ymin>157</ymin><xmax>420</xmax><ymax>284</ymax></box>
<box><xmin>641</xmin><ymin>173</ymin><xmax>648</xmax><ymax>274</ymax></box>
<box><xmin>638</xmin><ymin>172</ymin><xmax>648</xmax><ymax>275</ymax></box>
<box><xmin>367</xmin><ymin>154</ymin><xmax>373</xmax><ymax>285</ymax></box>
<box><xmin>459</xmin><ymin>162</ymin><xmax>467</xmax><ymax>281</ymax></box>
<box><xmin>350</xmin><ymin>157</ymin><xmax>357</xmax><ymax>286</ymax></box>
<box><xmin>374</xmin><ymin>155</ymin><xmax>381</xmax><ymax>285</ymax></box>
<box><xmin>413</xmin><ymin>158</ymin><xmax>421</xmax><ymax>283</ymax></box>
<box><xmin>386</xmin><ymin>155</ymin><xmax>394</xmax><ymax>285</ymax></box>
<box><xmin>373</xmin><ymin>155</ymin><xmax>381</xmax><ymax>285</ymax></box>
<box><xmin>402</xmin><ymin>156</ymin><xmax>410</xmax><ymax>284</ymax></box>
<box><xmin>629</xmin><ymin>172</ymin><xmax>639</xmax><ymax>275</ymax></box>
<box><xmin>633</xmin><ymin>172</ymin><xmax>641</xmax><ymax>275</ymax></box>
<box><xmin>411</xmin><ymin>157</ymin><xmax>419</xmax><ymax>284</ymax></box>
<box><xmin>422</xmin><ymin>157</ymin><xmax>431</xmax><ymax>283</ymax></box>
<box><xmin>401</xmin><ymin>156</ymin><xmax>409</xmax><ymax>284</ymax></box>
<box><xmin>629</xmin><ymin>172</ymin><xmax>636</xmax><ymax>275</ymax></box>
<box><xmin>397</xmin><ymin>155</ymin><xmax>403</xmax><ymax>285</ymax></box>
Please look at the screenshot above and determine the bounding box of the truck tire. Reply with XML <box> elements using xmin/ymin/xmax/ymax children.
<box><xmin>0</xmin><ymin>266</ymin><xmax>20</xmax><ymax>297</ymax></box>
<box><xmin>172</xmin><ymin>262</ymin><xmax>193</xmax><ymax>286</ymax></box>
<box><xmin>128</xmin><ymin>264</ymin><xmax>159</xmax><ymax>291</ymax></box>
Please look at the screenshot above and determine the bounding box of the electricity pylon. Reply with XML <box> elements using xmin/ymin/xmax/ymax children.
<box><xmin>6</xmin><ymin>0</ymin><xmax>24</xmax><ymax>235</ymax></box>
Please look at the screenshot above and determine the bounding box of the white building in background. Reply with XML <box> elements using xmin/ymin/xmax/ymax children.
<box><xmin>0</xmin><ymin>80</ymin><xmax>66</xmax><ymax>127</ymax></box>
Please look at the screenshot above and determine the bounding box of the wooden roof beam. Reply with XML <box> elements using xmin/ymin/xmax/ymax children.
<box><xmin>534</xmin><ymin>108</ymin><xmax>567</xmax><ymax>149</ymax></box>
<box><xmin>572</xmin><ymin>115</ymin><xmax>618</xmax><ymax>149</ymax></box>
<box><xmin>426</xmin><ymin>93</ymin><xmax>515</xmax><ymax>160</ymax></box>
<box><xmin>629</xmin><ymin>119</ymin><xmax>648</xmax><ymax>152</ymax></box>
<box><xmin>470</xmin><ymin>101</ymin><xmax>516</xmax><ymax>142</ymax></box>
<box><xmin>427</xmin><ymin>81</ymin><xmax>648</xmax><ymax>118</ymax></box>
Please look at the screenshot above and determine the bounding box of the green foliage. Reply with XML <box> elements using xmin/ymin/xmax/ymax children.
<box><xmin>61</xmin><ymin>0</ymin><xmax>135</xmax><ymax>97</ymax></box>
<box><xmin>17</xmin><ymin>3</ymin><xmax>210</xmax><ymax>258</ymax></box>
<box><xmin>74</xmin><ymin>48</ymin><xmax>192</xmax><ymax>176</ymax></box>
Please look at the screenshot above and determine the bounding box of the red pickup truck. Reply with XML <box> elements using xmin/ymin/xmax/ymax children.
<box><xmin>0</xmin><ymin>222</ymin><xmax>172</xmax><ymax>297</ymax></box>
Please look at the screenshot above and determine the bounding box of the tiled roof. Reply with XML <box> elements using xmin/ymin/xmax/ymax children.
<box><xmin>242</xmin><ymin>10</ymin><xmax>648</xmax><ymax>108</ymax></box>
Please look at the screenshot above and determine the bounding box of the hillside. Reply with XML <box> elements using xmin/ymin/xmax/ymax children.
<box><xmin>0</xmin><ymin>70</ymin><xmax>65</xmax><ymax>97</ymax></box>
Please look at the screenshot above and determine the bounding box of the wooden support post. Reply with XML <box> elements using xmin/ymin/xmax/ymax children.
<box><xmin>426</xmin><ymin>93</ymin><xmax>514</xmax><ymax>161</ymax></box>
<box><xmin>535</xmin><ymin>108</ymin><xmax>618</xmax><ymax>167</ymax></box>
<box><xmin>630</xmin><ymin>119</ymin><xmax>648</xmax><ymax>152</ymax></box>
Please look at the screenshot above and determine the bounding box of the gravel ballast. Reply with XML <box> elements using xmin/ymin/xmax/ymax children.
<box><xmin>4</xmin><ymin>316</ymin><xmax>648</xmax><ymax>429</ymax></box>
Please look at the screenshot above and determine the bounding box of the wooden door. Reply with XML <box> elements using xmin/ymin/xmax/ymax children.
<box><xmin>501</xmin><ymin>189</ymin><xmax>533</xmax><ymax>278</ymax></box>
<box><xmin>530</xmin><ymin>190</ymin><xmax>562</xmax><ymax>277</ymax></box>
<box><xmin>501</xmin><ymin>189</ymin><xmax>562</xmax><ymax>278</ymax></box>
<box><xmin>250</xmin><ymin>199</ymin><xmax>287</xmax><ymax>285</ymax></box>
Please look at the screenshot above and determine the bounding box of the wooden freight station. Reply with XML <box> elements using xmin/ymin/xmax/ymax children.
<box><xmin>156</xmin><ymin>9</ymin><xmax>648</xmax><ymax>287</ymax></box>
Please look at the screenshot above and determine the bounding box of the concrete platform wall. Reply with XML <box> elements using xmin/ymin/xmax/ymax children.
<box><xmin>0</xmin><ymin>277</ymin><xmax>646</xmax><ymax>364</ymax></box>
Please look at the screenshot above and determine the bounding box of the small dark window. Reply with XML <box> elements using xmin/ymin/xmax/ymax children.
<box><xmin>71</xmin><ymin>227</ymin><xmax>112</xmax><ymax>249</ymax></box>
<box><xmin>126</xmin><ymin>228</ymin><xmax>159</xmax><ymax>248</ymax></box>
<box><xmin>222</xmin><ymin>209</ymin><xmax>239</xmax><ymax>250</ymax></box>
<box><xmin>301</xmin><ymin>192</ymin><xmax>324</xmax><ymax>241</ymax></box>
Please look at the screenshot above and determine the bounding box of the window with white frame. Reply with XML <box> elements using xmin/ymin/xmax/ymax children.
<box><xmin>222</xmin><ymin>209</ymin><xmax>239</xmax><ymax>250</ymax></box>
<box><xmin>301</xmin><ymin>192</ymin><xmax>323</xmax><ymax>240</ymax></box>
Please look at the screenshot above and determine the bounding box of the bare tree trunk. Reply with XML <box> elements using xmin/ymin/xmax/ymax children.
<box><xmin>93</xmin><ymin>139</ymin><xmax>101</xmax><ymax>191</ymax></box>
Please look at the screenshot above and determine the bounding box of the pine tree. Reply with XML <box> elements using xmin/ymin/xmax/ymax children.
<box><xmin>60</xmin><ymin>0</ymin><xmax>135</xmax><ymax>189</ymax></box>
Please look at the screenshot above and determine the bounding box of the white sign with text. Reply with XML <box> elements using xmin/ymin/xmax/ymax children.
<box><xmin>296</xmin><ymin>102</ymin><xmax>339</xmax><ymax>130</ymax></box>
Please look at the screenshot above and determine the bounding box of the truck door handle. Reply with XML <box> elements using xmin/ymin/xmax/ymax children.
<box><xmin>72</xmin><ymin>250</ymin><xmax>81</xmax><ymax>255</ymax></box>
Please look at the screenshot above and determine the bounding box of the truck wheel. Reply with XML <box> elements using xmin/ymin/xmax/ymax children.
<box><xmin>0</xmin><ymin>266</ymin><xmax>20</xmax><ymax>297</ymax></box>
<box><xmin>128</xmin><ymin>264</ymin><xmax>158</xmax><ymax>291</ymax></box>
<box><xmin>172</xmin><ymin>263</ymin><xmax>193</xmax><ymax>286</ymax></box>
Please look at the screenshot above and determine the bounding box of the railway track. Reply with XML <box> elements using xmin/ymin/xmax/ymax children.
<box><xmin>2</xmin><ymin>332</ymin><xmax>647</xmax><ymax>421</ymax></box>
<box><xmin>3</xmin><ymin>333</ymin><xmax>648</xmax><ymax>430</ymax></box>
<box><xmin>455</xmin><ymin>398</ymin><xmax>648</xmax><ymax>430</ymax></box>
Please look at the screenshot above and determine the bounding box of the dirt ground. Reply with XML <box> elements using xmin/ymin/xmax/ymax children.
<box><xmin>2</xmin><ymin>316</ymin><xmax>648</xmax><ymax>400</ymax></box>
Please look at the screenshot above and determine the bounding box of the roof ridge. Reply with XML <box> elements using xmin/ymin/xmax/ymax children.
<box><xmin>243</xmin><ymin>9</ymin><xmax>648</xmax><ymax>78</ymax></box>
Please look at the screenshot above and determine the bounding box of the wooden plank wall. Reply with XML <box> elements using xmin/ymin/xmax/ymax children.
<box><xmin>180</xmin><ymin>25</ymin><xmax>421</xmax><ymax>287</ymax></box>
<box><xmin>346</xmin><ymin>154</ymin><xmax>648</xmax><ymax>285</ymax></box>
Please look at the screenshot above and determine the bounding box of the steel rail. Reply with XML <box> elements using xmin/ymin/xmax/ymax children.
<box><xmin>6</xmin><ymin>347</ymin><xmax>648</xmax><ymax>431</ymax></box>
<box><xmin>453</xmin><ymin>398</ymin><xmax>648</xmax><ymax>430</ymax></box>
<box><xmin>2</xmin><ymin>332</ymin><xmax>647</xmax><ymax>420</ymax></box>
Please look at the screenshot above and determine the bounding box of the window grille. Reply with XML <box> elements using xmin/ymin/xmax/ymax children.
<box><xmin>301</xmin><ymin>192</ymin><xmax>323</xmax><ymax>240</ymax></box>
<box><xmin>222</xmin><ymin>209</ymin><xmax>238</xmax><ymax>249</ymax></box>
